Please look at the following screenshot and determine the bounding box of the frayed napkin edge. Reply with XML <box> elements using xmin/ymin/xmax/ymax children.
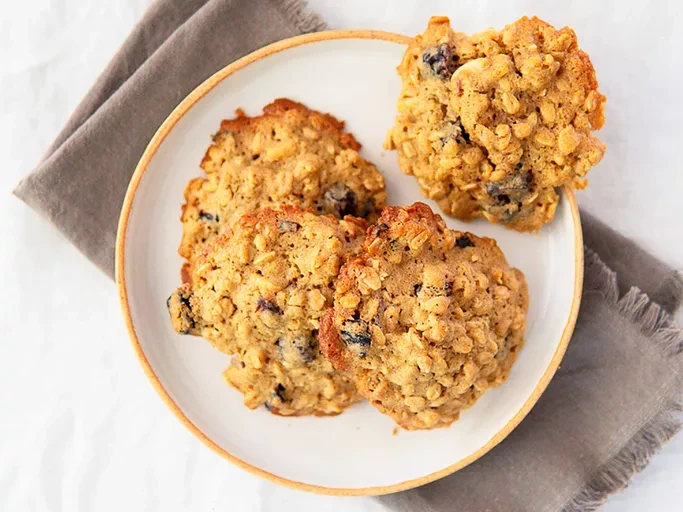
<box><xmin>561</xmin><ymin>248</ymin><xmax>683</xmax><ymax>512</ymax></box>
<box><xmin>277</xmin><ymin>0</ymin><xmax>328</xmax><ymax>33</ymax></box>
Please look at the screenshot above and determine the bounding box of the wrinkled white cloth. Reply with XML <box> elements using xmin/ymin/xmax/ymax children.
<box><xmin>1</xmin><ymin>1</ymin><xmax>682</xmax><ymax>511</ymax></box>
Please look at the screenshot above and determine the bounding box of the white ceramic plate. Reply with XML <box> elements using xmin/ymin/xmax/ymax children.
<box><xmin>116</xmin><ymin>31</ymin><xmax>582</xmax><ymax>496</ymax></box>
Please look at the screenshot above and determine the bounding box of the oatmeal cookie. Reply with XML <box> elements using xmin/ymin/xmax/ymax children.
<box><xmin>168</xmin><ymin>206</ymin><xmax>365</xmax><ymax>416</ymax></box>
<box><xmin>179</xmin><ymin>99</ymin><xmax>386</xmax><ymax>278</ymax></box>
<box><xmin>319</xmin><ymin>203</ymin><xmax>528</xmax><ymax>429</ymax></box>
<box><xmin>386</xmin><ymin>16</ymin><xmax>606</xmax><ymax>231</ymax></box>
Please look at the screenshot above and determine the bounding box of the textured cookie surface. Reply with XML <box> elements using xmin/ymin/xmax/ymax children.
<box><xmin>179</xmin><ymin>99</ymin><xmax>386</xmax><ymax>277</ymax></box>
<box><xmin>168</xmin><ymin>206</ymin><xmax>365</xmax><ymax>416</ymax></box>
<box><xmin>319</xmin><ymin>203</ymin><xmax>528</xmax><ymax>429</ymax></box>
<box><xmin>386</xmin><ymin>16</ymin><xmax>606</xmax><ymax>231</ymax></box>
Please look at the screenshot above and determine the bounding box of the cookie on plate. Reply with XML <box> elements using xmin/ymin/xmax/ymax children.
<box><xmin>386</xmin><ymin>16</ymin><xmax>606</xmax><ymax>231</ymax></box>
<box><xmin>319</xmin><ymin>203</ymin><xmax>528</xmax><ymax>429</ymax></box>
<box><xmin>168</xmin><ymin>206</ymin><xmax>365</xmax><ymax>416</ymax></box>
<box><xmin>179</xmin><ymin>99</ymin><xmax>387</xmax><ymax>279</ymax></box>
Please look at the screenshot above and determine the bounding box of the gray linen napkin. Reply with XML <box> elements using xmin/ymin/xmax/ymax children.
<box><xmin>13</xmin><ymin>1</ymin><xmax>683</xmax><ymax>511</ymax></box>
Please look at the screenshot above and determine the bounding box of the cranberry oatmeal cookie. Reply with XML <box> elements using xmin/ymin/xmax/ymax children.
<box><xmin>319</xmin><ymin>203</ymin><xmax>528</xmax><ymax>429</ymax></box>
<box><xmin>386</xmin><ymin>16</ymin><xmax>606</xmax><ymax>231</ymax></box>
<box><xmin>168</xmin><ymin>206</ymin><xmax>365</xmax><ymax>416</ymax></box>
<box><xmin>179</xmin><ymin>99</ymin><xmax>386</xmax><ymax>279</ymax></box>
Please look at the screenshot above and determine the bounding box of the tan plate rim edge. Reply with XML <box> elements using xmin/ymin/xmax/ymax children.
<box><xmin>115</xmin><ymin>29</ymin><xmax>584</xmax><ymax>497</ymax></box>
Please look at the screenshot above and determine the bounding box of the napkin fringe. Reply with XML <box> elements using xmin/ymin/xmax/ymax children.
<box><xmin>562</xmin><ymin>249</ymin><xmax>683</xmax><ymax>512</ymax></box>
<box><xmin>584</xmin><ymin>248</ymin><xmax>619</xmax><ymax>302</ymax></box>
<box><xmin>617</xmin><ymin>287</ymin><xmax>683</xmax><ymax>357</ymax></box>
<box><xmin>561</xmin><ymin>407</ymin><xmax>682</xmax><ymax>512</ymax></box>
<box><xmin>276</xmin><ymin>0</ymin><xmax>328</xmax><ymax>33</ymax></box>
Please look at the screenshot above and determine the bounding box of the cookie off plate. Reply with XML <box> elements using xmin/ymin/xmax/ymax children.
<box><xmin>116</xmin><ymin>31</ymin><xmax>582</xmax><ymax>495</ymax></box>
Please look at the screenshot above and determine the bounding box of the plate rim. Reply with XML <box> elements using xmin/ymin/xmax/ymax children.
<box><xmin>115</xmin><ymin>29</ymin><xmax>584</xmax><ymax>496</ymax></box>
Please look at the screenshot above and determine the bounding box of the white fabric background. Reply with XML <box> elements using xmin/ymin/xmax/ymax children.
<box><xmin>1</xmin><ymin>1</ymin><xmax>681</xmax><ymax>510</ymax></box>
